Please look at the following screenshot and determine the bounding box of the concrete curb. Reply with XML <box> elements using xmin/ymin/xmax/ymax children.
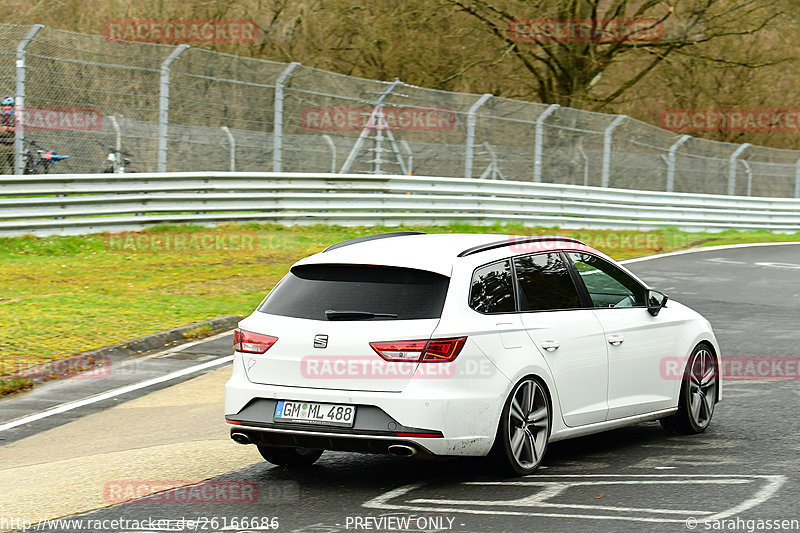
<box><xmin>4</xmin><ymin>315</ymin><xmax>245</xmax><ymax>383</ymax></box>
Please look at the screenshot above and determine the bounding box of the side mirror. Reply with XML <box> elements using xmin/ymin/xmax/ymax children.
<box><xmin>647</xmin><ymin>290</ymin><xmax>668</xmax><ymax>316</ymax></box>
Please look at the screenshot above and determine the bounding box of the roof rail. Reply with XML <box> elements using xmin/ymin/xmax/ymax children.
<box><xmin>457</xmin><ymin>236</ymin><xmax>586</xmax><ymax>258</ymax></box>
<box><xmin>323</xmin><ymin>231</ymin><xmax>426</xmax><ymax>253</ymax></box>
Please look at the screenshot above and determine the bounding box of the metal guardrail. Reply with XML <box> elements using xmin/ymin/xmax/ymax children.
<box><xmin>2</xmin><ymin>172</ymin><xmax>800</xmax><ymax>237</ymax></box>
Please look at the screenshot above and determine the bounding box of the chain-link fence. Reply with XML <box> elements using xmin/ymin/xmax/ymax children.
<box><xmin>2</xmin><ymin>23</ymin><xmax>799</xmax><ymax>198</ymax></box>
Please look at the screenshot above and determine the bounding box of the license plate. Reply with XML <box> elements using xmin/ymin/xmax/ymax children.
<box><xmin>273</xmin><ymin>400</ymin><xmax>356</xmax><ymax>427</ymax></box>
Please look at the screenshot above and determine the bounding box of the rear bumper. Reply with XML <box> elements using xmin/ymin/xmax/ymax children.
<box><xmin>228</xmin><ymin>424</ymin><xmax>439</xmax><ymax>456</ymax></box>
<box><xmin>224</xmin><ymin>353</ymin><xmax>510</xmax><ymax>456</ymax></box>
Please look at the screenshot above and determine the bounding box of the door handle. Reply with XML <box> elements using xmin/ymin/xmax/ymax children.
<box><xmin>607</xmin><ymin>334</ymin><xmax>624</xmax><ymax>346</ymax></box>
<box><xmin>540</xmin><ymin>340</ymin><xmax>560</xmax><ymax>352</ymax></box>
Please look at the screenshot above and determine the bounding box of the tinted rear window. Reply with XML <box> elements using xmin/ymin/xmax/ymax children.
<box><xmin>513</xmin><ymin>253</ymin><xmax>582</xmax><ymax>311</ymax></box>
<box><xmin>258</xmin><ymin>264</ymin><xmax>450</xmax><ymax>321</ymax></box>
<box><xmin>469</xmin><ymin>260</ymin><xmax>515</xmax><ymax>314</ymax></box>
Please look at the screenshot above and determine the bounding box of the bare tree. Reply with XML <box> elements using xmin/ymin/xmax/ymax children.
<box><xmin>443</xmin><ymin>0</ymin><xmax>786</xmax><ymax>110</ymax></box>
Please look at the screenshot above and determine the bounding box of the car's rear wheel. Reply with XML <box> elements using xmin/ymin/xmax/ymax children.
<box><xmin>257</xmin><ymin>445</ymin><xmax>323</xmax><ymax>467</ymax></box>
<box><xmin>495</xmin><ymin>377</ymin><xmax>551</xmax><ymax>476</ymax></box>
<box><xmin>661</xmin><ymin>343</ymin><xmax>718</xmax><ymax>434</ymax></box>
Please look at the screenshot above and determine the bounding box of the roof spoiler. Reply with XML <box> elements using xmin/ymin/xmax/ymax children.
<box><xmin>323</xmin><ymin>231</ymin><xmax>426</xmax><ymax>253</ymax></box>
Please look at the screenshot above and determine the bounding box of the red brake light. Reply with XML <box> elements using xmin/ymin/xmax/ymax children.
<box><xmin>423</xmin><ymin>337</ymin><xmax>467</xmax><ymax>362</ymax></box>
<box><xmin>233</xmin><ymin>328</ymin><xmax>278</xmax><ymax>354</ymax></box>
<box><xmin>370</xmin><ymin>337</ymin><xmax>466</xmax><ymax>363</ymax></box>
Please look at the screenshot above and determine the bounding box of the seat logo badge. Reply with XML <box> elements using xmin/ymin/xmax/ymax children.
<box><xmin>314</xmin><ymin>334</ymin><xmax>329</xmax><ymax>349</ymax></box>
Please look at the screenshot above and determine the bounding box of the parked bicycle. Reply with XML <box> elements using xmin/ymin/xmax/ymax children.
<box><xmin>23</xmin><ymin>139</ymin><xmax>69</xmax><ymax>174</ymax></box>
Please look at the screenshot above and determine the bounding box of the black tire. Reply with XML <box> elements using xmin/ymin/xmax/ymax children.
<box><xmin>492</xmin><ymin>376</ymin><xmax>551</xmax><ymax>476</ymax></box>
<box><xmin>660</xmin><ymin>343</ymin><xmax>718</xmax><ymax>435</ymax></box>
<box><xmin>256</xmin><ymin>445</ymin><xmax>323</xmax><ymax>467</ymax></box>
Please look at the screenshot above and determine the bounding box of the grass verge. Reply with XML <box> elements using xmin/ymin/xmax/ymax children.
<box><xmin>1</xmin><ymin>223</ymin><xmax>798</xmax><ymax>394</ymax></box>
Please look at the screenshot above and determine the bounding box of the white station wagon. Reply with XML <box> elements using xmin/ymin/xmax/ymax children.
<box><xmin>225</xmin><ymin>232</ymin><xmax>721</xmax><ymax>475</ymax></box>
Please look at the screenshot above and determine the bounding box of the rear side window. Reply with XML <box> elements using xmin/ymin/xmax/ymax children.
<box><xmin>469</xmin><ymin>260</ymin><xmax>515</xmax><ymax>314</ymax></box>
<box><xmin>258</xmin><ymin>264</ymin><xmax>449</xmax><ymax>321</ymax></box>
<box><xmin>513</xmin><ymin>253</ymin><xmax>582</xmax><ymax>311</ymax></box>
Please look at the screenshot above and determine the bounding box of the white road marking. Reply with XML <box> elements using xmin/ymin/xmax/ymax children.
<box><xmin>706</xmin><ymin>258</ymin><xmax>747</xmax><ymax>265</ymax></box>
<box><xmin>704</xmin><ymin>474</ymin><xmax>786</xmax><ymax>521</ymax></box>
<box><xmin>620</xmin><ymin>241</ymin><xmax>800</xmax><ymax>265</ymax></box>
<box><xmin>755</xmin><ymin>261</ymin><xmax>800</xmax><ymax>270</ymax></box>
<box><xmin>363</xmin><ymin>474</ymin><xmax>786</xmax><ymax>524</ymax></box>
<box><xmin>0</xmin><ymin>355</ymin><xmax>234</xmax><ymax>433</ymax></box>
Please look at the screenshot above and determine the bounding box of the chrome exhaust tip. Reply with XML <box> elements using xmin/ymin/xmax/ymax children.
<box><xmin>231</xmin><ymin>432</ymin><xmax>251</xmax><ymax>445</ymax></box>
<box><xmin>388</xmin><ymin>444</ymin><xmax>417</xmax><ymax>457</ymax></box>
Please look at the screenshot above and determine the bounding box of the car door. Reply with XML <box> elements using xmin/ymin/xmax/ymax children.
<box><xmin>566</xmin><ymin>252</ymin><xmax>678</xmax><ymax>419</ymax></box>
<box><xmin>513</xmin><ymin>252</ymin><xmax>610</xmax><ymax>427</ymax></box>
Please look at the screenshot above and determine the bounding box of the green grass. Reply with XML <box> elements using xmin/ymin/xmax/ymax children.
<box><xmin>1</xmin><ymin>223</ymin><xmax>798</xmax><ymax>388</ymax></box>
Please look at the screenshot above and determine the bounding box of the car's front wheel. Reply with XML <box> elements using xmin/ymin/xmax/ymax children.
<box><xmin>661</xmin><ymin>343</ymin><xmax>718</xmax><ymax>434</ymax></box>
<box><xmin>257</xmin><ymin>445</ymin><xmax>323</xmax><ymax>467</ymax></box>
<box><xmin>495</xmin><ymin>376</ymin><xmax>551</xmax><ymax>476</ymax></box>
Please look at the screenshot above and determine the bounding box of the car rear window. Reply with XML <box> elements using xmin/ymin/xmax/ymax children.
<box><xmin>258</xmin><ymin>264</ymin><xmax>450</xmax><ymax>321</ymax></box>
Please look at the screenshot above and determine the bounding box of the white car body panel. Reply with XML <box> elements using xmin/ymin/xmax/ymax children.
<box><xmin>594</xmin><ymin>306</ymin><xmax>678</xmax><ymax>419</ymax></box>
<box><xmin>519</xmin><ymin>309</ymin><xmax>609</xmax><ymax>426</ymax></box>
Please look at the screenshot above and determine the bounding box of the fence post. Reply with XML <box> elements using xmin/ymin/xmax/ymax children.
<box><xmin>321</xmin><ymin>134</ymin><xmax>336</xmax><ymax>173</ymax></box>
<box><xmin>742</xmin><ymin>160</ymin><xmax>753</xmax><ymax>197</ymax></box>
<box><xmin>273</xmin><ymin>62</ymin><xmax>300</xmax><ymax>172</ymax></box>
<box><xmin>666</xmin><ymin>134</ymin><xmax>691</xmax><ymax>192</ymax></box>
<box><xmin>533</xmin><ymin>104</ymin><xmax>559</xmax><ymax>183</ymax></box>
<box><xmin>157</xmin><ymin>44</ymin><xmax>189</xmax><ymax>173</ymax></box>
<box><xmin>400</xmin><ymin>140</ymin><xmax>413</xmax><ymax>176</ymax></box>
<box><xmin>728</xmin><ymin>143</ymin><xmax>751</xmax><ymax>196</ymax></box>
<box><xmin>340</xmin><ymin>78</ymin><xmax>401</xmax><ymax>174</ymax></box>
<box><xmin>465</xmin><ymin>93</ymin><xmax>492</xmax><ymax>179</ymax></box>
<box><xmin>108</xmin><ymin>115</ymin><xmax>121</xmax><ymax>172</ymax></box>
<box><xmin>14</xmin><ymin>24</ymin><xmax>43</xmax><ymax>175</ymax></box>
<box><xmin>576</xmin><ymin>141</ymin><xmax>589</xmax><ymax>187</ymax></box>
<box><xmin>601</xmin><ymin>115</ymin><xmax>626</xmax><ymax>188</ymax></box>
<box><xmin>795</xmin><ymin>157</ymin><xmax>800</xmax><ymax>199</ymax></box>
<box><xmin>221</xmin><ymin>126</ymin><xmax>235</xmax><ymax>171</ymax></box>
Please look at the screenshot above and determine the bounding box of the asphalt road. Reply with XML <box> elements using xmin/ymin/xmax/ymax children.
<box><xmin>2</xmin><ymin>243</ymin><xmax>800</xmax><ymax>533</ymax></box>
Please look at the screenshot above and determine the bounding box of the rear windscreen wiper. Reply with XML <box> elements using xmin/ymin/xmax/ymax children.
<box><xmin>325</xmin><ymin>310</ymin><xmax>399</xmax><ymax>321</ymax></box>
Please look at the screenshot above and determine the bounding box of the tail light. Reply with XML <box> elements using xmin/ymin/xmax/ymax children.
<box><xmin>233</xmin><ymin>328</ymin><xmax>278</xmax><ymax>354</ymax></box>
<box><xmin>370</xmin><ymin>337</ymin><xmax>466</xmax><ymax>363</ymax></box>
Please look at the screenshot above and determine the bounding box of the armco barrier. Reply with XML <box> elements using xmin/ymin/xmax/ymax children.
<box><xmin>1</xmin><ymin>172</ymin><xmax>800</xmax><ymax>236</ymax></box>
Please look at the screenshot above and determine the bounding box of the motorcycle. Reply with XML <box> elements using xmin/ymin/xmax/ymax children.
<box><xmin>99</xmin><ymin>143</ymin><xmax>134</xmax><ymax>173</ymax></box>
